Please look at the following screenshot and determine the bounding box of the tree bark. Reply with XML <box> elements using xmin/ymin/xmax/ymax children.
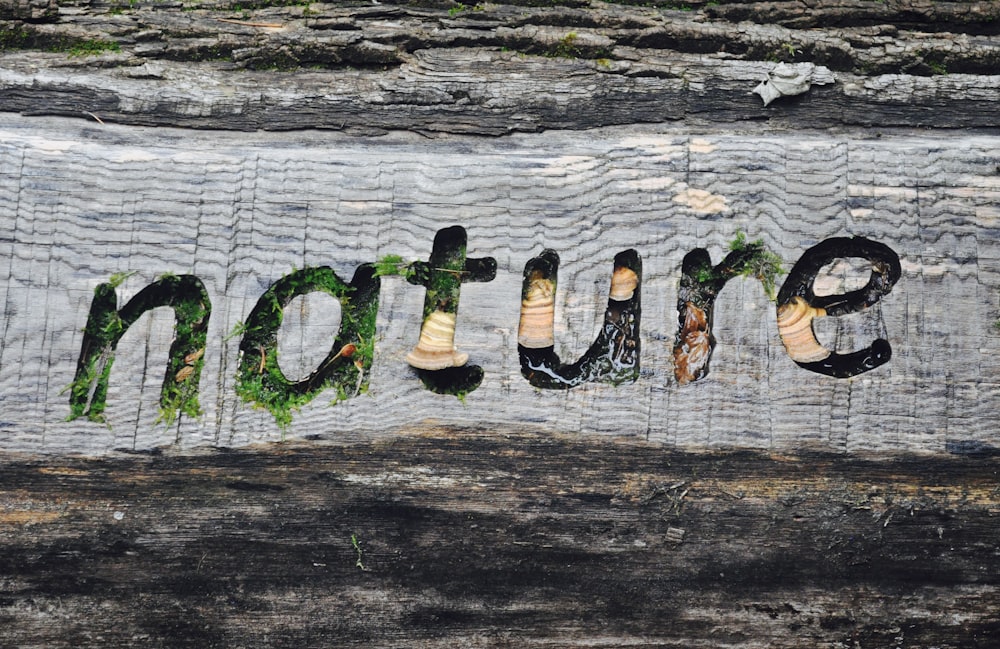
<box><xmin>1</xmin><ymin>0</ymin><xmax>999</xmax><ymax>134</ymax></box>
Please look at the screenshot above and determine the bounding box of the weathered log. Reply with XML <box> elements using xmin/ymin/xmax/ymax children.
<box><xmin>1</xmin><ymin>113</ymin><xmax>998</xmax><ymax>455</ymax></box>
<box><xmin>1</xmin><ymin>0</ymin><xmax>999</xmax><ymax>133</ymax></box>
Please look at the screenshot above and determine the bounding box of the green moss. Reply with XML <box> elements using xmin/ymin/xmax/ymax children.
<box><xmin>0</xmin><ymin>26</ymin><xmax>34</xmax><ymax>50</ymax></box>
<box><xmin>107</xmin><ymin>270</ymin><xmax>137</xmax><ymax>289</ymax></box>
<box><xmin>234</xmin><ymin>265</ymin><xmax>379</xmax><ymax>431</ymax></box>
<box><xmin>927</xmin><ymin>59</ymin><xmax>948</xmax><ymax>75</ymax></box>
<box><xmin>726</xmin><ymin>231</ymin><xmax>783</xmax><ymax>300</ymax></box>
<box><xmin>66</xmin><ymin>39</ymin><xmax>121</xmax><ymax>57</ymax></box>
<box><xmin>373</xmin><ymin>254</ymin><xmax>415</xmax><ymax>280</ymax></box>
<box><xmin>727</xmin><ymin>231</ymin><xmax>754</xmax><ymax>253</ymax></box>
<box><xmin>1</xmin><ymin>27</ymin><xmax>120</xmax><ymax>57</ymax></box>
<box><xmin>351</xmin><ymin>534</ymin><xmax>367</xmax><ymax>570</ymax></box>
<box><xmin>551</xmin><ymin>31</ymin><xmax>579</xmax><ymax>58</ymax></box>
<box><xmin>68</xmin><ymin>274</ymin><xmax>211</xmax><ymax>425</ymax></box>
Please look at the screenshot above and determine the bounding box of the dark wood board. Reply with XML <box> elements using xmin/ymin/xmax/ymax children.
<box><xmin>1</xmin><ymin>429</ymin><xmax>998</xmax><ymax>648</ymax></box>
<box><xmin>2</xmin><ymin>0</ymin><xmax>1000</xmax><ymax>134</ymax></box>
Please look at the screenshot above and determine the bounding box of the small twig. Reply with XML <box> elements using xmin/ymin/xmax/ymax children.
<box><xmin>216</xmin><ymin>17</ymin><xmax>284</xmax><ymax>28</ymax></box>
<box><xmin>353</xmin><ymin>360</ymin><xmax>365</xmax><ymax>397</ymax></box>
<box><xmin>85</xmin><ymin>111</ymin><xmax>105</xmax><ymax>125</ymax></box>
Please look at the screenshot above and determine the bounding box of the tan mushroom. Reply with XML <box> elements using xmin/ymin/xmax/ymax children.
<box><xmin>609</xmin><ymin>266</ymin><xmax>639</xmax><ymax>302</ymax></box>
<box><xmin>776</xmin><ymin>296</ymin><xmax>831</xmax><ymax>363</ymax></box>
<box><xmin>406</xmin><ymin>310</ymin><xmax>469</xmax><ymax>370</ymax></box>
<box><xmin>517</xmin><ymin>274</ymin><xmax>556</xmax><ymax>349</ymax></box>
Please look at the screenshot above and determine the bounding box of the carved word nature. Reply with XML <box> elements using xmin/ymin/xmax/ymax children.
<box><xmin>69</xmin><ymin>226</ymin><xmax>900</xmax><ymax>426</ymax></box>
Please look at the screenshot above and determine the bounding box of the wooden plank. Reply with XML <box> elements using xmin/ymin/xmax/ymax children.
<box><xmin>0</xmin><ymin>431</ymin><xmax>998</xmax><ymax>647</ymax></box>
<box><xmin>0</xmin><ymin>114</ymin><xmax>998</xmax><ymax>455</ymax></box>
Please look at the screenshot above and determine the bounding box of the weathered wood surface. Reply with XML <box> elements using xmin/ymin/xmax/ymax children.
<box><xmin>1</xmin><ymin>0</ymin><xmax>1000</xmax><ymax>134</ymax></box>
<box><xmin>1</xmin><ymin>113</ymin><xmax>999</xmax><ymax>455</ymax></box>
<box><xmin>3</xmin><ymin>2</ymin><xmax>1000</xmax><ymax>646</ymax></box>
<box><xmin>0</xmin><ymin>430</ymin><xmax>998</xmax><ymax>648</ymax></box>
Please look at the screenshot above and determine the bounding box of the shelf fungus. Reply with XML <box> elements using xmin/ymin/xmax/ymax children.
<box><xmin>609</xmin><ymin>265</ymin><xmax>639</xmax><ymax>302</ymax></box>
<box><xmin>517</xmin><ymin>268</ymin><xmax>556</xmax><ymax>350</ymax></box>
<box><xmin>406</xmin><ymin>311</ymin><xmax>469</xmax><ymax>370</ymax></box>
<box><xmin>776</xmin><ymin>297</ymin><xmax>830</xmax><ymax>364</ymax></box>
<box><xmin>518</xmin><ymin>249</ymin><xmax>641</xmax><ymax>389</ymax></box>
<box><xmin>405</xmin><ymin>225</ymin><xmax>497</xmax><ymax>396</ymax></box>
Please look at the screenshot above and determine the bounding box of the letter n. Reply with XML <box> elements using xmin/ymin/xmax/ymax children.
<box><xmin>69</xmin><ymin>275</ymin><xmax>211</xmax><ymax>424</ymax></box>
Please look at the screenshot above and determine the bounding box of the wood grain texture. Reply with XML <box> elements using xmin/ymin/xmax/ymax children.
<box><xmin>1</xmin><ymin>0</ymin><xmax>1000</xmax><ymax>134</ymax></box>
<box><xmin>0</xmin><ymin>113</ymin><xmax>997</xmax><ymax>455</ymax></box>
<box><xmin>2</xmin><ymin>2</ymin><xmax>1000</xmax><ymax>645</ymax></box>
<box><xmin>0</xmin><ymin>431</ymin><xmax>998</xmax><ymax>648</ymax></box>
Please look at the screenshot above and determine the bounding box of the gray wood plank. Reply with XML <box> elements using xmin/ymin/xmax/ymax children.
<box><xmin>0</xmin><ymin>114</ymin><xmax>997</xmax><ymax>455</ymax></box>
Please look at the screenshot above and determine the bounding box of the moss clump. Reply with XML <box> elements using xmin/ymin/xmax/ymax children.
<box><xmin>64</xmin><ymin>39</ymin><xmax>121</xmax><ymax>56</ymax></box>
<box><xmin>373</xmin><ymin>254</ymin><xmax>416</xmax><ymax>281</ymax></box>
<box><xmin>0</xmin><ymin>27</ymin><xmax>121</xmax><ymax>57</ymax></box>
<box><xmin>0</xmin><ymin>26</ymin><xmax>33</xmax><ymax>50</ymax></box>
<box><xmin>727</xmin><ymin>231</ymin><xmax>784</xmax><ymax>301</ymax></box>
